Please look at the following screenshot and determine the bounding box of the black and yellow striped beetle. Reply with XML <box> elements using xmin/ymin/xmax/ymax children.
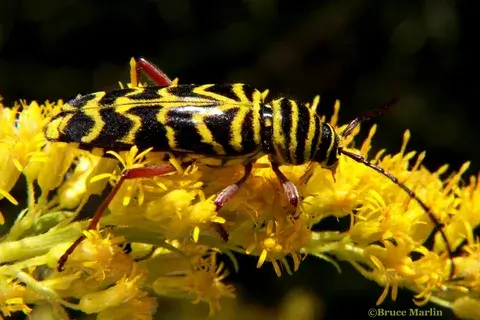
<box><xmin>45</xmin><ymin>57</ymin><xmax>453</xmax><ymax>274</ymax></box>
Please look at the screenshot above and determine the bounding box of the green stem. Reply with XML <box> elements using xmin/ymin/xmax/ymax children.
<box><xmin>0</xmin><ymin>222</ymin><xmax>84</xmax><ymax>263</ymax></box>
<box><xmin>27</xmin><ymin>177</ymin><xmax>35</xmax><ymax>211</ymax></box>
<box><xmin>427</xmin><ymin>295</ymin><xmax>454</xmax><ymax>310</ymax></box>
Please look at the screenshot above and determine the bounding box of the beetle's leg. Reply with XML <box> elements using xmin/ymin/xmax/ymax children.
<box><xmin>271</xmin><ymin>162</ymin><xmax>299</xmax><ymax>207</ymax></box>
<box><xmin>131</xmin><ymin>57</ymin><xmax>173</xmax><ymax>87</ymax></box>
<box><xmin>210</xmin><ymin>223</ymin><xmax>230</xmax><ymax>243</ymax></box>
<box><xmin>210</xmin><ymin>163</ymin><xmax>254</xmax><ymax>242</ymax></box>
<box><xmin>213</xmin><ymin>163</ymin><xmax>253</xmax><ymax>210</ymax></box>
<box><xmin>57</xmin><ymin>164</ymin><xmax>177</xmax><ymax>272</ymax></box>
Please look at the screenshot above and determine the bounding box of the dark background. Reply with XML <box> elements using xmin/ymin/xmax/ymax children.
<box><xmin>0</xmin><ymin>0</ymin><xmax>475</xmax><ymax>319</ymax></box>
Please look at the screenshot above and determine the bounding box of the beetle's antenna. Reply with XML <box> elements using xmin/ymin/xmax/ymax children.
<box><xmin>340</xmin><ymin>97</ymin><xmax>454</xmax><ymax>278</ymax></box>
<box><xmin>341</xmin><ymin>98</ymin><xmax>398</xmax><ymax>138</ymax></box>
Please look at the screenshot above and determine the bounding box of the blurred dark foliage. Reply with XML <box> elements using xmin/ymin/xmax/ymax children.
<box><xmin>0</xmin><ymin>0</ymin><xmax>475</xmax><ymax>319</ymax></box>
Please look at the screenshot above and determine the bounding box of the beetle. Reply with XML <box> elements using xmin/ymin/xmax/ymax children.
<box><xmin>45</xmin><ymin>57</ymin><xmax>453</xmax><ymax>275</ymax></box>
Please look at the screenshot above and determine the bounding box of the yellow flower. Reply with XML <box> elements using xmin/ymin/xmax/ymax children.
<box><xmin>79</xmin><ymin>266</ymin><xmax>157</xmax><ymax>319</ymax></box>
<box><xmin>0</xmin><ymin>100</ymin><xmax>56</xmax><ymax>207</ymax></box>
<box><xmin>370</xmin><ymin>255</ymin><xmax>400</xmax><ymax>305</ymax></box>
<box><xmin>0</xmin><ymin>276</ymin><xmax>32</xmax><ymax>317</ymax></box>
<box><xmin>246</xmin><ymin>219</ymin><xmax>309</xmax><ymax>277</ymax></box>
<box><xmin>57</xmin><ymin>154</ymin><xmax>99</xmax><ymax>210</ymax></box>
<box><xmin>57</xmin><ymin>232</ymin><xmax>132</xmax><ymax>283</ymax></box>
<box><xmin>152</xmin><ymin>252</ymin><xmax>235</xmax><ymax>316</ymax></box>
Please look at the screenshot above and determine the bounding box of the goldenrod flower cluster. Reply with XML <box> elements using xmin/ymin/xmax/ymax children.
<box><xmin>1</xmin><ymin>71</ymin><xmax>480</xmax><ymax>319</ymax></box>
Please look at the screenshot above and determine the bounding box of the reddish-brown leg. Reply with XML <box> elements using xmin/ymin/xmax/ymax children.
<box><xmin>271</xmin><ymin>162</ymin><xmax>299</xmax><ymax>207</ymax></box>
<box><xmin>57</xmin><ymin>164</ymin><xmax>177</xmax><ymax>271</ymax></box>
<box><xmin>135</xmin><ymin>57</ymin><xmax>173</xmax><ymax>86</ymax></box>
<box><xmin>210</xmin><ymin>223</ymin><xmax>230</xmax><ymax>242</ymax></box>
<box><xmin>211</xmin><ymin>164</ymin><xmax>253</xmax><ymax>242</ymax></box>
<box><xmin>213</xmin><ymin>164</ymin><xmax>253</xmax><ymax>210</ymax></box>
